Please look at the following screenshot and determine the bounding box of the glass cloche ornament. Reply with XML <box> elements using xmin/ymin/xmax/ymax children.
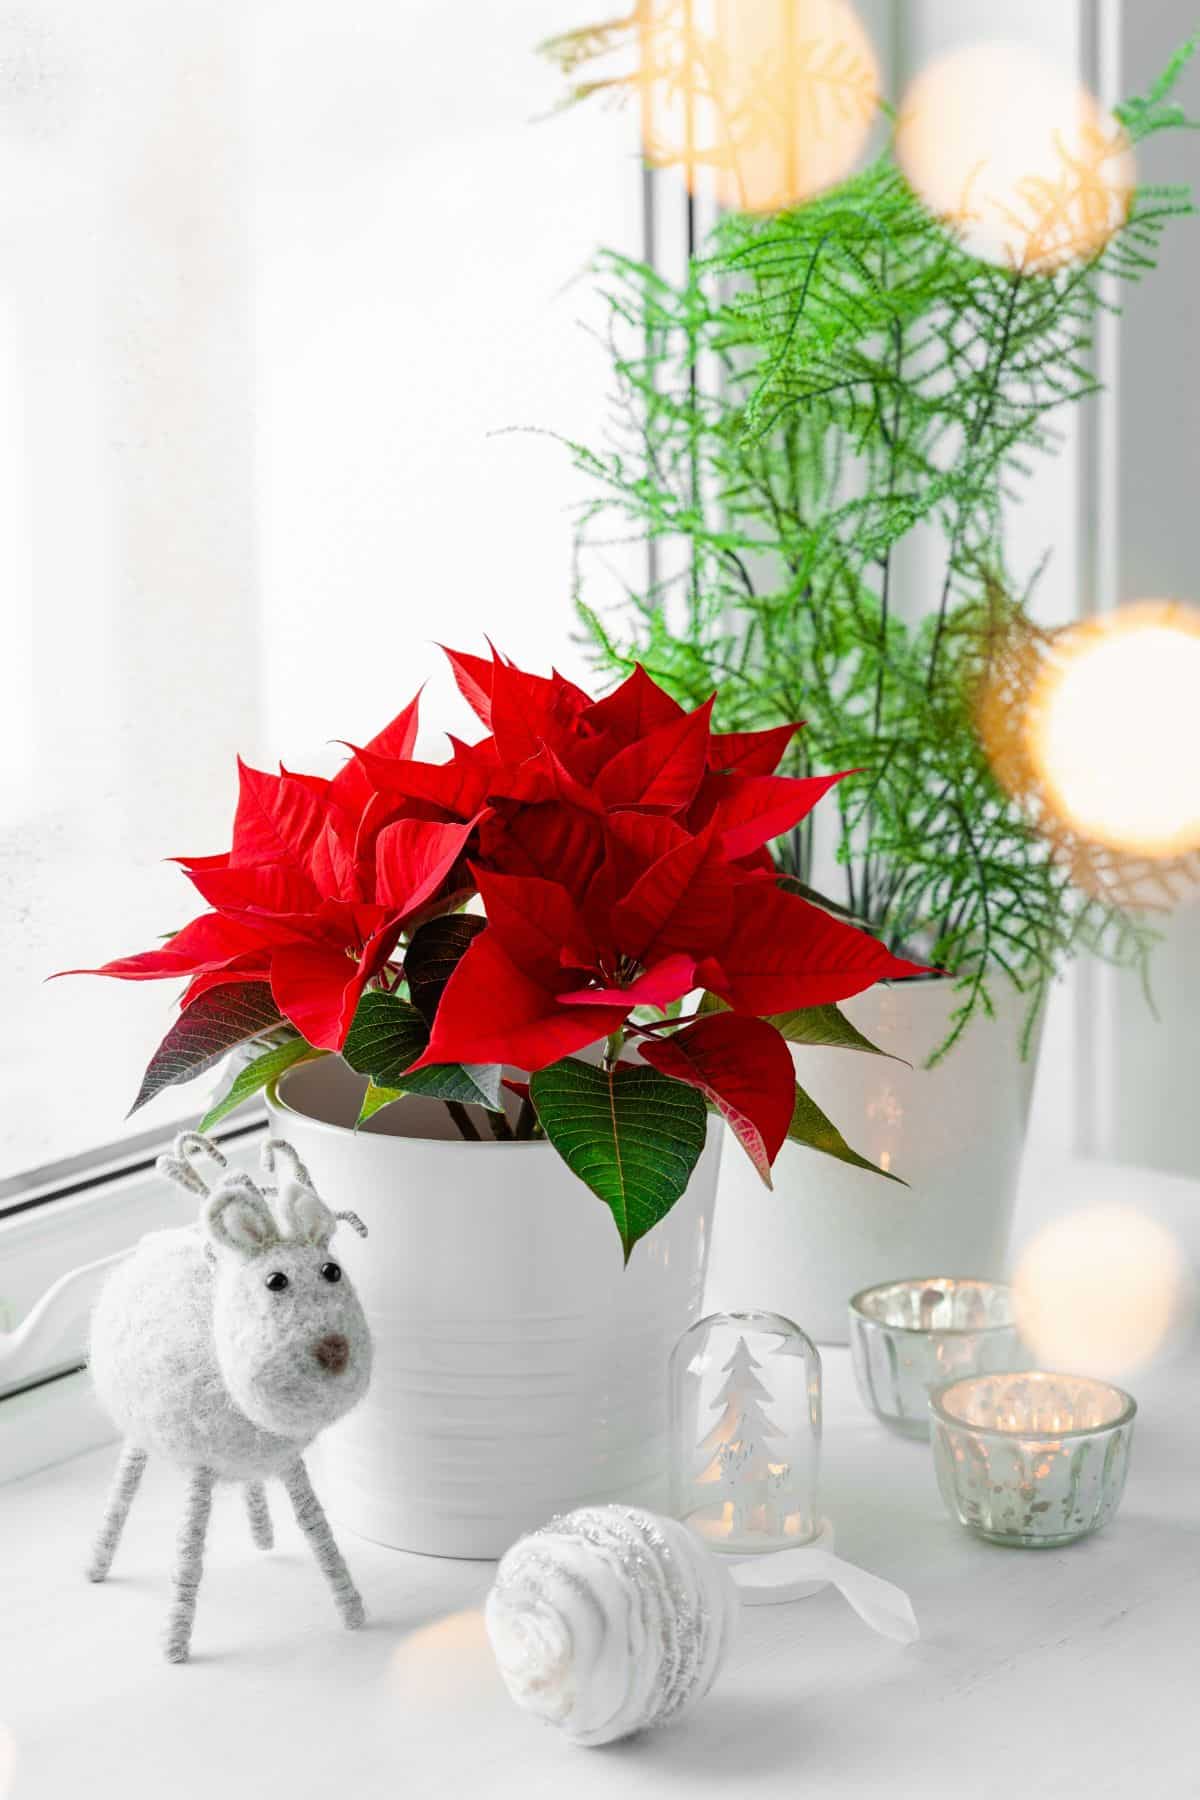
<box><xmin>670</xmin><ymin>1311</ymin><xmax>821</xmax><ymax>1554</ymax></box>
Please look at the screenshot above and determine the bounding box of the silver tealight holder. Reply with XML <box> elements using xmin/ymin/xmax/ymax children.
<box><xmin>930</xmin><ymin>1370</ymin><xmax>1137</xmax><ymax>1547</ymax></box>
<box><xmin>849</xmin><ymin>1276</ymin><xmax>1027</xmax><ymax>1438</ymax></box>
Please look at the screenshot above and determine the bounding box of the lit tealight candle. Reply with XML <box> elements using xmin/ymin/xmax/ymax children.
<box><xmin>929</xmin><ymin>1371</ymin><xmax>1136</xmax><ymax>1549</ymax></box>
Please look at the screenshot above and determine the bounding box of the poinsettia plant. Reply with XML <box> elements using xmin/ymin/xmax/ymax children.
<box><xmin>67</xmin><ymin>648</ymin><xmax>925</xmax><ymax>1258</ymax></box>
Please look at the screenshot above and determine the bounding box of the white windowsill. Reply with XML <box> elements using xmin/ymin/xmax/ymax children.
<box><xmin>1</xmin><ymin>1335</ymin><xmax>1197</xmax><ymax>1800</ymax></box>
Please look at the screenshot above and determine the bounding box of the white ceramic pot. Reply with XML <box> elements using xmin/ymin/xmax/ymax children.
<box><xmin>704</xmin><ymin>978</ymin><xmax>1042</xmax><ymax>1346</ymax></box>
<box><xmin>267</xmin><ymin>1059</ymin><xmax>723</xmax><ymax>1559</ymax></box>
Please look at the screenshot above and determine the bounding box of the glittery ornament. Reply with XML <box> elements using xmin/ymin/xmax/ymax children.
<box><xmin>485</xmin><ymin>1505</ymin><xmax>738</xmax><ymax>1746</ymax></box>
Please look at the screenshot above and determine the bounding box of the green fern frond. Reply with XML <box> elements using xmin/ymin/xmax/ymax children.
<box><xmin>558</xmin><ymin>44</ymin><xmax>1198</xmax><ymax>1058</ymax></box>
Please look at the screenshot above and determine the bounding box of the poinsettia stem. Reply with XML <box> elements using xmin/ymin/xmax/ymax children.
<box><xmin>627</xmin><ymin>1013</ymin><xmax>702</xmax><ymax>1035</ymax></box>
<box><xmin>446</xmin><ymin>1100</ymin><xmax>481</xmax><ymax>1141</ymax></box>
<box><xmin>602</xmin><ymin>1030</ymin><xmax>625</xmax><ymax>1071</ymax></box>
<box><xmin>514</xmin><ymin>1095</ymin><xmax>539</xmax><ymax>1140</ymax></box>
<box><xmin>486</xmin><ymin>1109</ymin><xmax>515</xmax><ymax>1142</ymax></box>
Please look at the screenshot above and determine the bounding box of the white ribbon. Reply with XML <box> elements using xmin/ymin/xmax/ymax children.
<box><xmin>728</xmin><ymin>1521</ymin><xmax>919</xmax><ymax>1643</ymax></box>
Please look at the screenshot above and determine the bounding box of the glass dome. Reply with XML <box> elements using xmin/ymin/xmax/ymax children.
<box><xmin>670</xmin><ymin>1310</ymin><xmax>821</xmax><ymax>1555</ymax></box>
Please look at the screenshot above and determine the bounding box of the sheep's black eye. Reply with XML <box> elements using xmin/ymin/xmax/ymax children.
<box><xmin>320</xmin><ymin>1262</ymin><xmax>342</xmax><ymax>1283</ymax></box>
<box><xmin>264</xmin><ymin>1271</ymin><xmax>290</xmax><ymax>1293</ymax></box>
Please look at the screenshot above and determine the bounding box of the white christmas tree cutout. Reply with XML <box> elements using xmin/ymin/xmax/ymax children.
<box><xmin>696</xmin><ymin>1336</ymin><xmax>791</xmax><ymax>1539</ymax></box>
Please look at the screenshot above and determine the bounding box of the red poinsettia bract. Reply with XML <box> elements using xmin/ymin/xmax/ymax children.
<box><xmin>66</xmin><ymin>647</ymin><xmax>925</xmax><ymax>1220</ymax></box>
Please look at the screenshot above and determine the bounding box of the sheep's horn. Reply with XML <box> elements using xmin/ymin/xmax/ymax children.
<box><xmin>156</xmin><ymin>1131</ymin><xmax>228</xmax><ymax>1198</ymax></box>
<box><xmin>334</xmin><ymin>1210</ymin><xmax>368</xmax><ymax>1239</ymax></box>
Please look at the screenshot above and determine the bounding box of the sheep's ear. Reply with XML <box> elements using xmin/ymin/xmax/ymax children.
<box><xmin>277</xmin><ymin>1177</ymin><xmax>336</xmax><ymax>1250</ymax></box>
<box><xmin>205</xmin><ymin>1176</ymin><xmax>280</xmax><ymax>1260</ymax></box>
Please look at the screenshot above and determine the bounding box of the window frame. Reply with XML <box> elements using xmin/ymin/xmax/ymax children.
<box><xmin>0</xmin><ymin>1113</ymin><xmax>265</xmax><ymax>1222</ymax></box>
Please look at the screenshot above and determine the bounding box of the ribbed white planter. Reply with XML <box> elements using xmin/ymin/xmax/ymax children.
<box><xmin>268</xmin><ymin>1059</ymin><xmax>723</xmax><ymax>1559</ymax></box>
<box><xmin>705</xmin><ymin>978</ymin><xmax>1042</xmax><ymax>1345</ymax></box>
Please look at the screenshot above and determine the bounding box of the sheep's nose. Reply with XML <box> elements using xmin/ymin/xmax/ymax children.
<box><xmin>314</xmin><ymin>1333</ymin><xmax>350</xmax><ymax>1374</ymax></box>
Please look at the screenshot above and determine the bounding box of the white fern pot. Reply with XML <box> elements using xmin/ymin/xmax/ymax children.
<box><xmin>267</xmin><ymin>1059</ymin><xmax>723</xmax><ymax>1559</ymax></box>
<box><xmin>705</xmin><ymin>978</ymin><xmax>1042</xmax><ymax>1346</ymax></box>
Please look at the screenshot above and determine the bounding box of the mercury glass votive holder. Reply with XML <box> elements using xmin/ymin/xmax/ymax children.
<box><xmin>849</xmin><ymin>1276</ymin><xmax>1025</xmax><ymax>1439</ymax></box>
<box><xmin>930</xmin><ymin>1371</ymin><xmax>1137</xmax><ymax>1548</ymax></box>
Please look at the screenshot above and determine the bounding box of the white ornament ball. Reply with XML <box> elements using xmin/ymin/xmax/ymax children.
<box><xmin>485</xmin><ymin>1505</ymin><xmax>738</xmax><ymax>1747</ymax></box>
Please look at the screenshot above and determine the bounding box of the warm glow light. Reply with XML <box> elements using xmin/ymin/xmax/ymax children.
<box><xmin>896</xmin><ymin>42</ymin><xmax>1135</xmax><ymax>271</ymax></box>
<box><xmin>638</xmin><ymin>0</ymin><xmax>880</xmax><ymax>213</ymax></box>
<box><xmin>1026</xmin><ymin>603</ymin><xmax>1200</xmax><ymax>858</ymax></box>
<box><xmin>1014</xmin><ymin>1205</ymin><xmax>1192</xmax><ymax>1380</ymax></box>
<box><xmin>389</xmin><ymin>1609</ymin><xmax>493</xmax><ymax>1701</ymax></box>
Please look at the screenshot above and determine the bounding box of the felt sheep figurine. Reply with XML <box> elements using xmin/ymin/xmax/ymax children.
<box><xmin>87</xmin><ymin>1132</ymin><xmax>373</xmax><ymax>1662</ymax></box>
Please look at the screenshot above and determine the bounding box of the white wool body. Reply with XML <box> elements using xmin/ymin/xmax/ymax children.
<box><xmin>89</xmin><ymin>1222</ymin><xmax>371</xmax><ymax>1479</ymax></box>
<box><xmin>85</xmin><ymin>1135</ymin><xmax>374</xmax><ymax>1661</ymax></box>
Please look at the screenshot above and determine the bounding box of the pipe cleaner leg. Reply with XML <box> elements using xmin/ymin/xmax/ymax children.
<box><xmin>164</xmin><ymin>1465</ymin><xmax>216</xmax><ymax>1664</ymax></box>
<box><xmin>282</xmin><ymin>1458</ymin><xmax>365</xmax><ymax>1630</ymax></box>
<box><xmin>86</xmin><ymin>1442</ymin><xmax>148</xmax><ymax>1583</ymax></box>
<box><xmin>244</xmin><ymin>1481</ymin><xmax>273</xmax><ymax>1551</ymax></box>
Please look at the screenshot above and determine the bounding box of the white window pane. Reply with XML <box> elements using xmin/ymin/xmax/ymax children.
<box><xmin>0</xmin><ymin>0</ymin><xmax>640</xmax><ymax>1183</ymax></box>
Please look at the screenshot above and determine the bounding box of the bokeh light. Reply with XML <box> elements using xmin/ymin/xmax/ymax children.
<box><xmin>1026</xmin><ymin>602</ymin><xmax>1200</xmax><ymax>859</ymax></box>
<box><xmin>1014</xmin><ymin>1204</ymin><xmax>1193</xmax><ymax>1381</ymax></box>
<box><xmin>975</xmin><ymin>599</ymin><xmax>1200</xmax><ymax>911</ymax></box>
<box><xmin>896</xmin><ymin>42</ymin><xmax>1135</xmax><ymax>272</ymax></box>
<box><xmin>637</xmin><ymin>0</ymin><xmax>880</xmax><ymax>213</ymax></box>
<box><xmin>389</xmin><ymin>1608</ymin><xmax>494</xmax><ymax>1702</ymax></box>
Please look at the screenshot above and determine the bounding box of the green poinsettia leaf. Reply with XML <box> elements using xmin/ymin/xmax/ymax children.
<box><xmin>199</xmin><ymin>1036</ymin><xmax>322</xmax><ymax>1133</ymax></box>
<box><xmin>343</xmin><ymin>990</ymin><xmax>503</xmax><ymax>1110</ymax></box>
<box><xmin>355</xmin><ymin>1082</ymin><xmax>406</xmax><ymax>1127</ymax></box>
<box><xmin>529</xmin><ymin>1058</ymin><xmax>708</xmax><ymax>1262</ymax></box>
<box><xmin>343</xmin><ymin>990</ymin><xmax>426</xmax><ymax>1080</ymax></box>
<box><xmin>401</xmin><ymin>1061</ymin><xmax>504</xmax><ymax>1109</ymax></box>
<box><xmin>767</xmin><ymin>1004</ymin><xmax>903</xmax><ymax>1061</ymax></box>
<box><xmin>787</xmin><ymin>1082</ymin><xmax>906</xmax><ymax>1184</ymax></box>
<box><xmin>696</xmin><ymin>991</ymin><xmax>901</xmax><ymax>1061</ymax></box>
<box><xmin>404</xmin><ymin>913</ymin><xmax>487</xmax><ymax>1026</ymax></box>
<box><xmin>129</xmin><ymin>982</ymin><xmax>284</xmax><ymax>1118</ymax></box>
